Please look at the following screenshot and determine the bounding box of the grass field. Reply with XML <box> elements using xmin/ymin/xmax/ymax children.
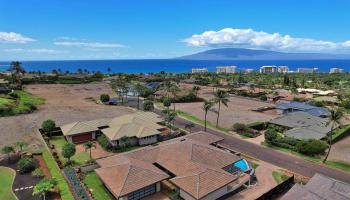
<box><xmin>42</xmin><ymin>150</ymin><xmax>75</xmax><ymax>200</ymax></box>
<box><xmin>0</xmin><ymin>166</ymin><xmax>18</xmax><ymax>200</ymax></box>
<box><xmin>83</xmin><ymin>172</ymin><xmax>115</xmax><ymax>200</ymax></box>
<box><xmin>0</xmin><ymin>91</ymin><xmax>44</xmax><ymax>116</ymax></box>
<box><xmin>50</xmin><ymin>136</ymin><xmax>90</xmax><ymax>166</ymax></box>
<box><xmin>272</xmin><ymin>171</ymin><xmax>289</xmax><ymax>184</ymax></box>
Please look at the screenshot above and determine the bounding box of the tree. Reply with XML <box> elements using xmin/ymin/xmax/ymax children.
<box><xmin>83</xmin><ymin>141</ymin><xmax>96</xmax><ymax>162</ymax></box>
<box><xmin>9</xmin><ymin>61</ymin><xmax>25</xmax><ymax>89</ymax></box>
<box><xmin>143</xmin><ymin>100</ymin><xmax>154</xmax><ymax>111</ymax></box>
<box><xmin>62</xmin><ymin>142</ymin><xmax>76</xmax><ymax>165</ymax></box>
<box><xmin>192</xmin><ymin>86</ymin><xmax>200</xmax><ymax>97</ymax></box>
<box><xmin>323</xmin><ymin>108</ymin><xmax>343</xmax><ymax>163</ymax></box>
<box><xmin>100</xmin><ymin>94</ymin><xmax>110</xmax><ymax>103</ymax></box>
<box><xmin>1</xmin><ymin>145</ymin><xmax>15</xmax><ymax>162</ymax></box>
<box><xmin>15</xmin><ymin>141</ymin><xmax>28</xmax><ymax>157</ymax></box>
<box><xmin>134</xmin><ymin>83</ymin><xmax>146</xmax><ymax>110</ymax></box>
<box><xmin>33</xmin><ymin>178</ymin><xmax>57</xmax><ymax>200</ymax></box>
<box><xmin>169</xmin><ymin>84</ymin><xmax>180</xmax><ymax>112</ymax></box>
<box><xmin>212</xmin><ymin>90</ymin><xmax>230</xmax><ymax>128</ymax></box>
<box><xmin>42</xmin><ymin>120</ymin><xmax>56</xmax><ymax>143</ymax></box>
<box><xmin>163</xmin><ymin>98</ymin><xmax>172</xmax><ymax>125</ymax></box>
<box><xmin>185</xmin><ymin>123</ymin><xmax>195</xmax><ymax>133</ymax></box>
<box><xmin>202</xmin><ymin>100</ymin><xmax>214</xmax><ymax>131</ymax></box>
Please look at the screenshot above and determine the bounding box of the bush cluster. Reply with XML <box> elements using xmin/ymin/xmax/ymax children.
<box><xmin>97</xmin><ymin>135</ymin><xmax>112</xmax><ymax>150</ymax></box>
<box><xmin>143</xmin><ymin>100</ymin><xmax>154</xmax><ymax>111</ymax></box>
<box><xmin>232</xmin><ymin>123</ymin><xmax>260</xmax><ymax>138</ymax></box>
<box><xmin>17</xmin><ymin>157</ymin><xmax>38</xmax><ymax>173</ymax></box>
<box><xmin>63</xmin><ymin>167</ymin><xmax>89</xmax><ymax>200</ymax></box>
<box><xmin>100</xmin><ymin>94</ymin><xmax>110</xmax><ymax>103</ymax></box>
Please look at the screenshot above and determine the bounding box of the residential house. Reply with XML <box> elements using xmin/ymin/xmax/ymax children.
<box><xmin>275</xmin><ymin>101</ymin><xmax>330</xmax><ymax>117</ymax></box>
<box><xmin>281</xmin><ymin>173</ymin><xmax>350</xmax><ymax>200</ymax></box>
<box><xmin>95</xmin><ymin>132</ymin><xmax>252</xmax><ymax>200</ymax></box>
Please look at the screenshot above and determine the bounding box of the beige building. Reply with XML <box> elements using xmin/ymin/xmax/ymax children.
<box><xmin>191</xmin><ymin>68</ymin><xmax>208</xmax><ymax>74</ymax></box>
<box><xmin>216</xmin><ymin>66</ymin><xmax>237</xmax><ymax>74</ymax></box>
<box><xmin>95</xmin><ymin>132</ymin><xmax>252</xmax><ymax>200</ymax></box>
<box><xmin>260</xmin><ymin>66</ymin><xmax>289</xmax><ymax>73</ymax></box>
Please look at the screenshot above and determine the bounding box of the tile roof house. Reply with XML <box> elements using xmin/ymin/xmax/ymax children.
<box><xmin>95</xmin><ymin>132</ymin><xmax>251</xmax><ymax>200</ymax></box>
<box><xmin>276</xmin><ymin>101</ymin><xmax>330</xmax><ymax>117</ymax></box>
<box><xmin>281</xmin><ymin>173</ymin><xmax>350</xmax><ymax>200</ymax></box>
<box><xmin>60</xmin><ymin>112</ymin><xmax>166</xmax><ymax>145</ymax></box>
<box><xmin>269</xmin><ymin>112</ymin><xmax>338</xmax><ymax>140</ymax></box>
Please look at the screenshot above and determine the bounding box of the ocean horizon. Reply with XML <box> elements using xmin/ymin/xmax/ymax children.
<box><xmin>1</xmin><ymin>59</ymin><xmax>350</xmax><ymax>73</ymax></box>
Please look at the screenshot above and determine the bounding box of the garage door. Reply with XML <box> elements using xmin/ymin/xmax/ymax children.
<box><xmin>128</xmin><ymin>184</ymin><xmax>156</xmax><ymax>200</ymax></box>
<box><xmin>72</xmin><ymin>133</ymin><xmax>92</xmax><ymax>143</ymax></box>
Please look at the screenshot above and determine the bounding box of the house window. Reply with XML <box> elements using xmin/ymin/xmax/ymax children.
<box><xmin>127</xmin><ymin>184</ymin><xmax>156</xmax><ymax>200</ymax></box>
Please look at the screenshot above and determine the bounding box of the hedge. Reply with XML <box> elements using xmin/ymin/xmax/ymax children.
<box><xmin>332</xmin><ymin>124</ymin><xmax>350</xmax><ymax>142</ymax></box>
<box><xmin>246</xmin><ymin>121</ymin><xmax>266</xmax><ymax>130</ymax></box>
<box><xmin>42</xmin><ymin>150</ymin><xmax>75</xmax><ymax>200</ymax></box>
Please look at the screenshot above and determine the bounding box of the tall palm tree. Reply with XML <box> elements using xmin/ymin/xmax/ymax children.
<box><xmin>213</xmin><ymin>90</ymin><xmax>230</xmax><ymax>128</ymax></box>
<box><xmin>323</xmin><ymin>108</ymin><xmax>343</xmax><ymax>163</ymax></box>
<box><xmin>9</xmin><ymin>61</ymin><xmax>25</xmax><ymax>89</ymax></box>
<box><xmin>83</xmin><ymin>141</ymin><xmax>96</xmax><ymax>162</ymax></box>
<box><xmin>192</xmin><ymin>86</ymin><xmax>200</xmax><ymax>97</ymax></box>
<box><xmin>169</xmin><ymin>84</ymin><xmax>179</xmax><ymax>112</ymax></box>
<box><xmin>202</xmin><ymin>100</ymin><xmax>214</xmax><ymax>131</ymax></box>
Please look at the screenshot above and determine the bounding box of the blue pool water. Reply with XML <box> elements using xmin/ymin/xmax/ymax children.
<box><xmin>234</xmin><ymin>159</ymin><xmax>250</xmax><ymax>172</ymax></box>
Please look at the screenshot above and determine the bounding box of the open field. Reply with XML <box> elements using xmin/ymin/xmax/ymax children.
<box><xmin>176</xmin><ymin>95</ymin><xmax>278</xmax><ymax>129</ymax></box>
<box><xmin>0</xmin><ymin>83</ymin><xmax>135</xmax><ymax>149</ymax></box>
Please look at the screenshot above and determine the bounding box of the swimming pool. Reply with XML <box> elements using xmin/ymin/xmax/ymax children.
<box><xmin>234</xmin><ymin>159</ymin><xmax>250</xmax><ymax>172</ymax></box>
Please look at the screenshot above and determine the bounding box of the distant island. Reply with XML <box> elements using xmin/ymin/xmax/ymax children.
<box><xmin>177</xmin><ymin>48</ymin><xmax>350</xmax><ymax>60</ymax></box>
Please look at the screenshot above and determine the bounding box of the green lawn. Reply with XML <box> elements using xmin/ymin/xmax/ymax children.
<box><xmin>83</xmin><ymin>172</ymin><xmax>115</xmax><ymax>200</ymax></box>
<box><xmin>50</xmin><ymin>136</ymin><xmax>90</xmax><ymax>166</ymax></box>
<box><xmin>0</xmin><ymin>97</ymin><xmax>15</xmax><ymax>106</ymax></box>
<box><xmin>272</xmin><ymin>171</ymin><xmax>289</xmax><ymax>184</ymax></box>
<box><xmin>0</xmin><ymin>166</ymin><xmax>18</xmax><ymax>200</ymax></box>
<box><xmin>12</xmin><ymin>91</ymin><xmax>44</xmax><ymax>114</ymax></box>
<box><xmin>42</xmin><ymin>150</ymin><xmax>75</xmax><ymax>200</ymax></box>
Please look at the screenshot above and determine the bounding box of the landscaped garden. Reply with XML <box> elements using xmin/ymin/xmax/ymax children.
<box><xmin>83</xmin><ymin>171</ymin><xmax>115</xmax><ymax>200</ymax></box>
<box><xmin>50</xmin><ymin>136</ymin><xmax>90</xmax><ymax>166</ymax></box>
<box><xmin>0</xmin><ymin>166</ymin><xmax>18</xmax><ymax>200</ymax></box>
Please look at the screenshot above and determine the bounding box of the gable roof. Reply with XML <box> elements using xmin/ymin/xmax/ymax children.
<box><xmin>281</xmin><ymin>173</ymin><xmax>350</xmax><ymax>200</ymax></box>
<box><xmin>96</xmin><ymin>132</ymin><xmax>242</xmax><ymax>199</ymax></box>
<box><xmin>102</xmin><ymin>112</ymin><xmax>163</xmax><ymax>141</ymax></box>
<box><xmin>95</xmin><ymin>156</ymin><xmax>169</xmax><ymax>198</ymax></box>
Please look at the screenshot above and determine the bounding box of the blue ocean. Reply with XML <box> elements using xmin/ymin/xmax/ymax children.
<box><xmin>0</xmin><ymin>59</ymin><xmax>350</xmax><ymax>73</ymax></box>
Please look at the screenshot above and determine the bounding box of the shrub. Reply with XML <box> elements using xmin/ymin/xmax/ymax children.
<box><xmin>32</xmin><ymin>168</ymin><xmax>44</xmax><ymax>177</ymax></box>
<box><xmin>143</xmin><ymin>100</ymin><xmax>154</xmax><ymax>111</ymax></box>
<box><xmin>97</xmin><ymin>135</ymin><xmax>112</xmax><ymax>150</ymax></box>
<box><xmin>163</xmin><ymin>97</ymin><xmax>171</xmax><ymax>108</ymax></box>
<box><xmin>9</xmin><ymin>92</ymin><xmax>19</xmax><ymax>98</ymax></box>
<box><xmin>265</xmin><ymin>128</ymin><xmax>278</xmax><ymax>143</ymax></box>
<box><xmin>100</xmin><ymin>94</ymin><xmax>110</xmax><ymax>103</ymax></box>
<box><xmin>260</xmin><ymin>94</ymin><xmax>268</xmax><ymax>101</ymax></box>
<box><xmin>17</xmin><ymin>157</ymin><xmax>38</xmax><ymax>173</ymax></box>
<box><xmin>296</xmin><ymin>139</ymin><xmax>328</xmax><ymax>156</ymax></box>
<box><xmin>232</xmin><ymin>123</ymin><xmax>248</xmax><ymax>132</ymax></box>
<box><xmin>247</xmin><ymin>122</ymin><xmax>266</xmax><ymax>130</ymax></box>
<box><xmin>64</xmin><ymin>167</ymin><xmax>89</xmax><ymax>200</ymax></box>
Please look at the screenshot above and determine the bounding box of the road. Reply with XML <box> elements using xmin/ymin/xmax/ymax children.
<box><xmin>153</xmin><ymin>108</ymin><xmax>350</xmax><ymax>183</ymax></box>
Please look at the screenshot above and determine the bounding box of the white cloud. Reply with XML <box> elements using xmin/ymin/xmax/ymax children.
<box><xmin>184</xmin><ymin>28</ymin><xmax>350</xmax><ymax>52</ymax></box>
<box><xmin>0</xmin><ymin>32</ymin><xmax>35</xmax><ymax>43</ymax></box>
<box><xmin>54</xmin><ymin>39</ymin><xmax>125</xmax><ymax>49</ymax></box>
<box><xmin>3</xmin><ymin>48</ymin><xmax>67</xmax><ymax>54</ymax></box>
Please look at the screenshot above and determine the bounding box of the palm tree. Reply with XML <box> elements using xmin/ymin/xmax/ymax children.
<box><xmin>213</xmin><ymin>90</ymin><xmax>230</xmax><ymax>128</ymax></box>
<box><xmin>202</xmin><ymin>100</ymin><xmax>214</xmax><ymax>131</ymax></box>
<box><xmin>33</xmin><ymin>178</ymin><xmax>57</xmax><ymax>200</ymax></box>
<box><xmin>169</xmin><ymin>84</ymin><xmax>180</xmax><ymax>112</ymax></box>
<box><xmin>83</xmin><ymin>141</ymin><xmax>96</xmax><ymax>162</ymax></box>
<box><xmin>192</xmin><ymin>86</ymin><xmax>200</xmax><ymax>97</ymax></box>
<box><xmin>9</xmin><ymin>61</ymin><xmax>25</xmax><ymax>89</ymax></box>
<box><xmin>323</xmin><ymin>108</ymin><xmax>343</xmax><ymax>163</ymax></box>
<box><xmin>134</xmin><ymin>83</ymin><xmax>146</xmax><ymax>110</ymax></box>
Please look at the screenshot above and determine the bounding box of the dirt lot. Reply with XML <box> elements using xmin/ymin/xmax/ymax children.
<box><xmin>329</xmin><ymin>135</ymin><xmax>350</xmax><ymax>163</ymax></box>
<box><xmin>0</xmin><ymin>84</ymin><xmax>134</xmax><ymax>150</ymax></box>
<box><xmin>176</xmin><ymin>95</ymin><xmax>278</xmax><ymax>129</ymax></box>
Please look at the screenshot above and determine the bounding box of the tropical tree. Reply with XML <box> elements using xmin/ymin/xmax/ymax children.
<box><xmin>42</xmin><ymin>120</ymin><xmax>56</xmax><ymax>143</ymax></box>
<box><xmin>32</xmin><ymin>178</ymin><xmax>57</xmax><ymax>200</ymax></box>
<box><xmin>163</xmin><ymin>98</ymin><xmax>172</xmax><ymax>125</ymax></box>
<box><xmin>1</xmin><ymin>145</ymin><xmax>15</xmax><ymax>162</ymax></box>
<box><xmin>169</xmin><ymin>84</ymin><xmax>180</xmax><ymax>112</ymax></box>
<box><xmin>202</xmin><ymin>100</ymin><xmax>214</xmax><ymax>131</ymax></box>
<box><xmin>323</xmin><ymin>108</ymin><xmax>343</xmax><ymax>163</ymax></box>
<box><xmin>62</xmin><ymin>142</ymin><xmax>76</xmax><ymax>165</ymax></box>
<box><xmin>134</xmin><ymin>83</ymin><xmax>146</xmax><ymax>110</ymax></box>
<box><xmin>212</xmin><ymin>90</ymin><xmax>230</xmax><ymax>128</ymax></box>
<box><xmin>83</xmin><ymin>141</ymin><xmax>96</xmax><ymax>162</ymax></box>
<box><xmin>9</xmin><ymin>61</ymin><xmax>25</xmax><ymax>89</ymax></box>
<box><xmin>15</xmin><ymin>141</ymin><xmax>28</xmax><ymax>157</ymax></box>
<box><xmin>185</xmin><ymin>123</ymin><xmax>195</xmax><ymax>133</ymax></box>
<box><xmin>192</xmin><ymin>86</ymin><xmax>200</xmax><ymax>97</ymax></box>
<box><xmin>143</xmin><ymin>100</ymin><xmax>154</xmax><ymax>111</ymax></box>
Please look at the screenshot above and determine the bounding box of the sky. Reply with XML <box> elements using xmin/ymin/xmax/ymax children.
<box><xmin>1</xmin><ymin>0</ymin><xmax>350</xmax><ymax>60</ymax></box>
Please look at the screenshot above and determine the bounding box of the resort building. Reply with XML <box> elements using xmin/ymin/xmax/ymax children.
<box><xmin>95</xmin><ymin>132</ymin><xmax>252</xmax><ymax>200</ymax></box>
<box><xmin>191</xmin><ymin>68</ymin><xmax>208</xmax><ymax>74</ymax></box>
<box><xmin>216</xmin><ymin>66</ymin><xmax>237</xmax><ymax>74</ymax></box>
<box><xmin>243</xmin><ymin>68</ymin><xmax>255</xmax><ymax>73</ymax></box>
<box><xmin>269</xmin><ymin>111</ymin><xmax>337</xmax><ymax>140</ymax></box>
<box><xmin>297</xmin><ymin>67</ymin><xmax>319</xmax><ymax>73</ymax></box>
<box><xmin>60</xmin><ymin>112</ymin><xmax>167</xmax><ymax>145</ymax></box>
<box><xmin>281</xmin><ymin>173</ymin><xmax>350</xmax><ymax>200</ymax></box>
<box><xmin>260</xmin><ymin>66</ymin><xmax>289</xmax><ymax>73</ymax></box>
<box><xmin>330</xmin><ymin>68</ymin><xmax>345</xmax><ymax>73</ymax></box>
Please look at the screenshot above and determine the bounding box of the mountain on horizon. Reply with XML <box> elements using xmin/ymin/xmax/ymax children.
<box><xmin>177</xmin><ymin>48</ymin><xmax>350</xmax><ymax>60</ymax></box>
